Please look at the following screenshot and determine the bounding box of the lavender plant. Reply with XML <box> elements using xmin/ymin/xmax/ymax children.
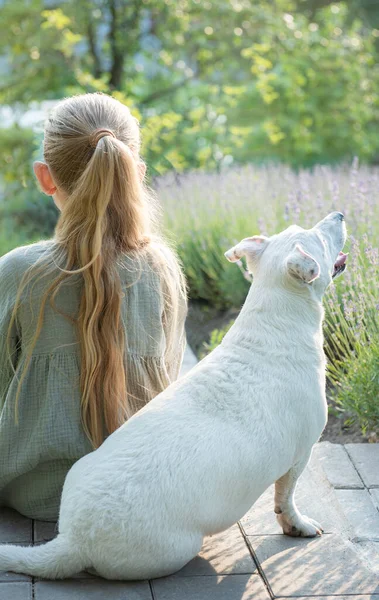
<box><xmin>157</xmin><ymin>160</ymin><xmax>379</xmax><ymax>433</ymax></box>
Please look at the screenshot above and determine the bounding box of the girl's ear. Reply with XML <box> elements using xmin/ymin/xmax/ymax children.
<box><xmin>33</xmin><ymin>161</ymin><xmax>57</xmax><ymax>195</ymax></box>
<box><xmin>224</xmin><ymin>236</ymin><xmax>269</xmax><ymax>263</ymax></box>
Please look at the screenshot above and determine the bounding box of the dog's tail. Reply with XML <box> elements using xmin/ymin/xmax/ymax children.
<box><xmin>0</xmin><ymin>534</ymin><xmax>87</xmax><ymax>579</ymax></box>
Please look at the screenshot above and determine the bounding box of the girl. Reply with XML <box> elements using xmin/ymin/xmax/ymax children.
<box><xmin>0</xmin><ymin>92</ymin><xmax>188</xmax><ymax>521</ymax></box>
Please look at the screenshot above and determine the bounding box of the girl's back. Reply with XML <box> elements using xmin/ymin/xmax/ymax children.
<box><xmin>0</xmin><ymin>92</ymin><xmax>187</xmax><ymax>520</ymax></box>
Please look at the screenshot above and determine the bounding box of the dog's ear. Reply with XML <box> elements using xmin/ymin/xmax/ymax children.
<box><xmin>224</xmin><ymin>236</ymin><xmax>269</xmax><ymax>263</ymax></box>
<box><xmin>287</xmin><ymin>244</ymin><xmax>320</xmax><ymax>283</ymax></box>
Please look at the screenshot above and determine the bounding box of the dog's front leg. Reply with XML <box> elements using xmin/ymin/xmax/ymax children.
<box><xmin>274</xmin><ymin>453</ymin><xmax>323</xmax><ymax>538</ymax></box>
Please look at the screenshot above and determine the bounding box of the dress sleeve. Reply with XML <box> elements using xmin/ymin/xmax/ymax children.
<box><xmin>0</xmin><ymin>251</ymin><xmax>21</xmax><ymax>409</ymax></box>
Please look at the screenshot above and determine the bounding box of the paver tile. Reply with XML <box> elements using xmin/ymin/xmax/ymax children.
<box><xmin>355</xmin><ymin>541</ymin><xmax>379</xmax><ymax>572</ymax></box>
<box><xmin>345</xmin><ymin>444</ymin><xmax>379</xmax><ymax>488</ymax></box>
<box><xmin>0</xmin><ymin>509</ymin><xmax>32</xmax><ymax>544</ymax></box>
<box><xmin>174</xmin><ymin>524</ymin><xmax>257</xmax><ymax>577</ymax></box>
<box><xmin>0</xmin><ymin>582</ymin><xmax>32</xmax><ymax>600</ymax></box>
<box><xmin>241</xmin><ymin>467</ymin><xmax>338</xmax><ymax>536</ymax></box>
<box><xmin>34</xmin><ymin>579</ymin><xmax>152</xmax><ymax>599</ymax></box>
<box><xmin>33</xmin><ymin>520</ymin><xmax>58</xmax><ymax>543</ymax></box>
<box><xmin>249</xmin><ymin>533</ymin><xmax>379</xmax><ymax>596</ymax></box>
<box><xmin>0</xmin><ymin>571</ymin><xmax>31</xmax><ymax>583</ymax></box>
<box><xmin>152</xmin><ymin>574</ymin><xmax>270</xmax><ymax>600</ymax></box>
<box><xmin>285</xmin><ymin>597</ymin><xmax>379</xmax><ymax>599</ymax></box>
<box><xmin>335</xmin><ymin>489</ymin><xmax>379</xmax><ymax>540</ymax></box>
<box><xmin>313</xmin><ymin>442</ymin><xmax>364</xmax><ymax>489</ymax></box>
<box><xmin>370</xmin><ymin>488</ymin><xmax>379</xmax><ymax>510</ymax></box>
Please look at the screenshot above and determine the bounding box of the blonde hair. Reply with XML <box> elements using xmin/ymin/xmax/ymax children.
<box><xmin>7</xmin><ymin>92</ymin><xmax>187</xmax><ymax>449</ymax></box>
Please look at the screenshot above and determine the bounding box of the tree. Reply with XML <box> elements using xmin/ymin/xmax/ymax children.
<box><xmin>0</xmin><ymin>0</ymin><xmax>378</xmax><ymax>180</ymax></box>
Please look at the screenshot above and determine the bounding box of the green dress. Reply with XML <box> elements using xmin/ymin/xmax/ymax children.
<box><xmin>0</xmin><ymin>240</ymin><xmax>187</xmax><ymax>521</ymax></box>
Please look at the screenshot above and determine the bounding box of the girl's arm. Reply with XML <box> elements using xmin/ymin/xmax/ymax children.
<box><xmin>0</xmin><ymin>251</ymin><xmax>21</xmax><ymax>410</ymax></box>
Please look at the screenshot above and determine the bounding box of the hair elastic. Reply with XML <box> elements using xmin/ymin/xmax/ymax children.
<box><xmin>89</xmin><ymin>128</ymin><xmax>116</xmax><ymax>148</ymax></box>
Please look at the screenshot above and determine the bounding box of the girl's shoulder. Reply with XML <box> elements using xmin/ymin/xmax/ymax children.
<box><xmin>119</xmin><ymin>239</ymin><xmax>181</xmax><ymax>278</ymax></box>
<box><xmin>146</xmin><ymin>239</ymin><xmax>182</xmax><ymax>271</ymax></box>
<box><xmin>0</xmin><ymin>239</ymin><xmax>55</xmax><ymax>282</ymax></box>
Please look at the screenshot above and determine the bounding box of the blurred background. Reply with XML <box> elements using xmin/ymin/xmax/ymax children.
<box><xmin>1</xmin><ymin>0</ymin><xmax>379</xmax><ymax>439</ymax></box>
<box><xmin>1</xmin><ymin>1</ymin><xmax>379</xmax><ymax>227</ymax></box>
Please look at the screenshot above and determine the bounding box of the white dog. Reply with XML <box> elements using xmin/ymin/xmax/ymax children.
<box><xmin>0</xmin><ymin>212</ymin><xmax>347</xmax><ymax>580</ymax></box>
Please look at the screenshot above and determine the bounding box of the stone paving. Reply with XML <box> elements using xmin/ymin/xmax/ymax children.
<box><xmin>0</xmin><ymin>345</ymin><xmax>379</xmax><ymax>599</ymax></box>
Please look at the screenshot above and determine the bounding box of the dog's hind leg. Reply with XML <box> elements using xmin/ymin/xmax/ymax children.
<box><xmin>274</xmin><ymin>450</ymin><xmax>324</xmax><ymax>538</ymax></box>
<box><xmin>91</xmin><ymin>532</ymin><xmax>204</xmax><ymax>580</ymax></box>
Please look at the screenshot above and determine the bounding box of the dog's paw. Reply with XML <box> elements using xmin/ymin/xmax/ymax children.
<box><xmin>277</xmin><ymin>513</ymin><xmax>324</xmax><ymax>537</ymax></box>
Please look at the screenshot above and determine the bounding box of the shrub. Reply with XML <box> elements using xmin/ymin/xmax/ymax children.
<box><xmin>199</xmin><ymin>319</ymin><xmax>235</xmax><ymax>359</ymax></box>
<box><xmin>326</xmin><ymin>234</ymin><xmax>379</xmax><ymax>434</ymax></box>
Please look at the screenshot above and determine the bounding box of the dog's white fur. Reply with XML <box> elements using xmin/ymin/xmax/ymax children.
<box><xmin>0</xmin><ymin>212</ymin><xmax>347</xmax><ymax>580</ymax></box>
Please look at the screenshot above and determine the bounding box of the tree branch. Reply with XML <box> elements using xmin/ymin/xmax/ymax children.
<box><xmin>107</xmin><ymin>0</ymin><xmax>143</xmax><ymax>90</ymax></box>
<box><xmin>87</xmin><ymin>14</ymin><xmax>102</xmax><ymax>79</ymax></box>
<box><xmin>139</xmin><ymin>74</ymin><xmax>196</xmax><ymax>105</ymax></box>
<box><xmin>108</xmin><ymin>0</ymin><xmax>123</xmax><ymax>89</ymax></box>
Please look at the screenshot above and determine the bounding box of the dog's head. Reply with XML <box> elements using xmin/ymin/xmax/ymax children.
<box><xmin>225</xmin><ymin>212</ymin><xmax>347</xmax><ymax>297</ymax></box>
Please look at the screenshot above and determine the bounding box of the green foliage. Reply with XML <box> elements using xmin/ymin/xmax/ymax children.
<box><xmin>158</xmin><ymin>165</ymin><xmax>291</xmax><ymax>307</ymax></box>
<box><xmin>0</xmin><ymin>125</ymin><xmax>59</xmax><ymax>238</ymax></box>
<box><xmin>0</xmin><ymin>189</ymin><xmax>59</xmax><ymax>238</ymax></box>
<box><xmin>329</xmin><ymin>343</ymin><xmax>379</xmax><ymax>435</ymax></box>
<box><xmin>0</xmin><ymin>2</ymin><xmax>80</xmax><ymax>104</ymax></box>
<box><xmin>200</xmin><ymin>319</ymin><xmax>235</xmax><ymax>359</ymax></box>
<box><xmin>225</xmin><ymin>3</ymin><xmax>379</xmax><ymax>166</ymax></box>
<box><xmin>1</xmin><ymin>0</ymin><xmax>379</xmax><ymax>181</ymax></box>
<box><xmin>0</xmin><ymin>217</ymin><xmax>41</xmax><ymax>256</ymax></box>
<box><xmin>0</xmin><ymin>126</ymin><xmax>38</xmax><ymax>188</ymax></box>
<box><xmin>326</xmin><ymin>235</ymin><xmax>379</xmax><ymax>435</ymax></box>
<box><xmin>138</xmin><ymin>1</ymin><xmax>379</xmax><ymax>171</ymax></box>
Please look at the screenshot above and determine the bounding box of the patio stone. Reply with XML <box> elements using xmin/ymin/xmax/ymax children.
<box><xmin>249</xmin><ymin>533</ymin><xmax>379</xmax><ymax>596</ymax></box>
<box><xmin>370</xmin><ymin>488</ymin><xmax>379</xmax><ymax>510</ymax></box>
<box><xmin>290</xmin><ymin>597</ymin><xmax>379</xmax><ymax>600</ymax></box>
<box><xmin>33</xmin><ymin>520</ymin><xmax>58</xmax><ymax>543</ymax></box>
<box><xmin>345</xmin><ymin>444</ymin><xmax>379</xmax><ymax>488</ymax></box>
<box><xmin>313</xmin><ymin>442</ymin><xmax>364</xmax><ymax>489</ymax></box>
<box><xmin>335</xmin><ymin>489</ymin><xmax>379</xmax><ymax>540</ymax></box>
<box><xmin>0</xmin><ymin>582</ymin><xmax>32</xmax><ymax>600</ymax></box>
<box><xmin>355</xmin><ymin>541</ymin><xmax>379</xmax><ymax>572</ymax></box>
<box><xmin>152</xmin><ymin>574</ymin><xmax>270</xmax><ymax>600</ymax></box>
<box><xmin>34</xmin><ymin>579</ymin><xmax>152</xmax><ymax>599</ymax></box>
<box><xmin>0</xmin><ymin>509</ymin><xmax>32</xmax><ymax>544</ymax></box>
<box><xmin>174</xmin><ymin>524</ymin><xmax>257</xmax><ymax>577</ymax></box>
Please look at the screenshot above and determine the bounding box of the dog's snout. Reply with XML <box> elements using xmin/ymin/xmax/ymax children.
<box><xmin>318</xmin><ymin>212</ymin><xmax>345</xmax><ymax>228</ymax></box>
<box><xmin>327</xmin><ymin>211</ymin><xmax>345</xmax><ymax>222</ymax></box>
